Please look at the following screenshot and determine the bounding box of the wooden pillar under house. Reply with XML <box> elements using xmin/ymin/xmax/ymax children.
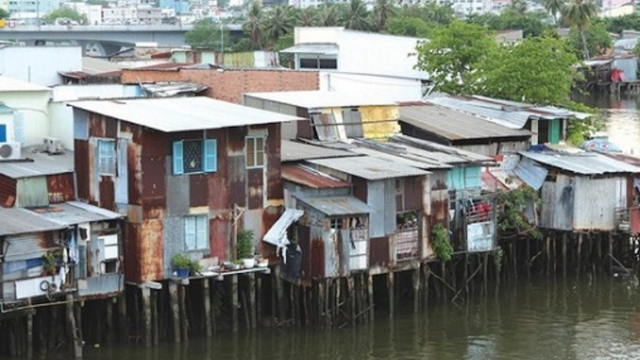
<box><xmin>230</xmin><ymin>274</ymin><xmax>239</xmax><ymax>333</ymax></box>
<box><xmin>562</xmin><ymin>232</ymin><xmax>568</xmax><ymax>277</ymax></box>
<box><xmin>203</xmin><ymin>279</ymin><xmax>213</xmax><ymax>337</ymax></box>
<box><xmin>412</xmin><ymin>267</ymin><xmax>421</xmax><ymax>313</ymax></box>
<box><xmin>387</xmin><ymin>271</ymin><xmax>394</xmax><ymax>318</ymax></box>
<box><xmin>168</xmin><ymin>282</ymin><xmax>181</xmax><ymax>343</ymax></box>
<box><xmin>66</xmin><ymin>295</ymin><xmax>82</xmax><ymax>358</ymax></box>
<box><xmin>422</xmin><ymin>264</ymin><xmax>430</xmax><ymax>309</ymax></box>
<box><xmin>178</xmin><ymin>283</ymin><xmax>188</xmax><ymax>342</ymax></box>
<box><xmin>347</xmin><ymin>276</ymin><xmax>355</xmax><ymax>327</ymax></box>
<box><xmin>26</xmin><ymin>311</ymin><xmax>33</xmax><ymax>359</ymax></box>
<box><xmin>274</xmin><ymin>266</ymin><xmax>284</xmax><ymax>323</ymax></box>
<box><xmin>256</xmin><ymin>274</ymin><xmax>263</xmax><ymax>329</ymax></box>
<box><xmin>578</xmin><ymin>233</ymin><xmax>583</xmax><ymax>276</ymax></box>
<box><xmin>141</xmin><ymin>287</ymin><xmax>152</xmax><ymax>347</ymax></box>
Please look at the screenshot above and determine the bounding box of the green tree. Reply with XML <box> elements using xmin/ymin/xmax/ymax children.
<box><xmin>415</xmin><ymin>20</ymin><xmax>499</xmax><ymax>94</ymax></box>
<box><xmin>508</xmin><ymin>0</ymin><xmax>529</xmax><ymax>14</ymax></box>
<box><xmin>263</xmin><ymin>5</ymin><xmax>295</xmax><ymax>47</ymax></box>
<box><xmin>184</xmin><ymin>18</ymin><xmax>230</xmax><ymax>50</ymax></box>
<box><xmin>478</xmin><ymin>36</ymin><xmax>581</xmax><ymax>105</ymax></box>
<box><xmin>374</xmin><ymin>0</ymin><xmax>396</xmax><ymax>31</ymax></box>
<box><xmin>0</xmin><ymin>9</ymin><xmax>9</xmax><ymax>19</ymax></box>
<box><xmin>274</xmin><ymin>33</ymin><xmax>295</xmax><ymax>68</ymax></box>
<box><xmin>295</xmin><ymin>8</ymin><xmax>318</xmax><ymax>27</ymax></box>
<box><xmin>339</xmin><ymin>0</ymin><xmax>371</xmax><ymax>31</ymax></box>
<box><xmin>565</xmin><ymin>20</ymin><xmax>612</xmax><ymax>58</ymax></box>
<box><xmin>398</xmin><ymin>3</ymin><xmax>454</xmax><ymax>26</ymax></box>
<box><xmin>243</xmin><ymin>0</ymin><xmax>264</xmax><ymax>49</ymax></box>
<box><xmin>317</xmin><ymin>4</ymin><xmax>341</xmax><ymax>26</ymax></box>
<box><xmin>604</xmin><ymin>13</ymin><xmax>640</xmax><ymax>34</ymax></box>
<box><xmin>544</xmin><ymin>0</ymin><xmax>565</xmax><ymax>24</ymax></box>
<box><xmin>562</xmin><ymin>0</ymin><xmax>598</xmax><ymax>59</ymax></box>
<box><xmin>385</xmin><ymin>16</ymin><xmax>432</xmax><ymax>37</ymax></box>
<box><xmin>42</xmin><ymin>8</ymin><xmax>87</xmax><ymax>23</ymax></box>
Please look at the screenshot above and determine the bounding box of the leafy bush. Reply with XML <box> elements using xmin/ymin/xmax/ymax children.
<box><xmin>171</xmin><ymin>253</ymin><xmax>192</xmax><ymax>270</ymax></box>
<box><xmin>237</xmin><ymin>229</ymin><xmax>254</xmax><ymax>259</ymax></box>
<box><xmin>431</xmin><ymin>223</ymin><xmax>453</xmax><ymax>262</ymax></box>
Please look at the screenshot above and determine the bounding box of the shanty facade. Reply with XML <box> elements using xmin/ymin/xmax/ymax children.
<box><xmin>243</xmin><ymin>91</ymin><xmax>400</xmax><ymax>141</ymax></box>
<box><xmin>70</xmin><ymin>97</ymin><xmax>301</xmax><ymax>283</ymax></box>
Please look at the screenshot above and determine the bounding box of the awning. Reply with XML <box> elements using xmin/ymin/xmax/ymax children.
<box><xmin>513</xmin><ymin>158</ymin><xmax>548</xmax><ymax>190</ymax></box>
<box><xmin>263</xmin><ymin>208</ymin><xmax>304</xmax><ymax>249</ymax></box>
<box><xmin>280</xmin><ymin>43</ymin><xmax>338</xmax><ymax>55</ymax></box>
<box><xmin>297</xmin><ymin>196</ymin><xmax>371</xmax><ymax>216</ymax></box>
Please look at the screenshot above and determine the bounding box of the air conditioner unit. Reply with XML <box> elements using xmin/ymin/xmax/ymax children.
<box><xmin>43</xmin><ymin>137</ymin><xmax>64</xmax><ymax>154</ymax></box>
<box><xmin>0</xmin><ymin>142</ymin><xmax>21</xmax><ymax>160</ymax></box>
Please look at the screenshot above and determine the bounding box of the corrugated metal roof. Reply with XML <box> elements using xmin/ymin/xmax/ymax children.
<box><xmin>282</xmin><ymin>164</ymin><xmax>352</xmax><ymax>188</ymax></box>
<box><xmin>0</xmin><ymin>207</ymin><xmax>66</xmax><ymax>236</ymax></box>
<box><xmin>513</xmin><ymin>157</ymin><xmax>548</xmax><ymax>190</ymax></box>
<box><xmin>244</xmin><ymin>91</ymin><xmax>398</xmax><ymax>109</ymax></box>
<box><xmin>281</xmin><ymin>140</ymin><xmax>357</xmax><ymax>162</ymax></box>
<box><xmin>598</xmin><ymin>151</ymin><xmax>640</xmax><ymax>167</ymax></box>
<box><xmin>262</xmin><ymin>208</ymin><xmax>304</xmax><ymax>248</ymax></box>
<box><xmin>0</xmin><ymin>104</ymin><xmax>14</xmax><ymax>114</ymax></box>
<box><xmin>399</xmin><ymin>104</ymin><xmax>531</xmax><ymax>140</ymax></box>
<box><xmin>280</xmin><ymin>43</ymin><xmax>338</xmax><ymax>55</ymax></box>
<box><xmin>31</xmin><ymin>201</ymin><xmax>123</xmax><ymax>226</ymax></box>
<box><xmin>389</xmin><ymin>135</ymin><xmax>494</xmax><ymax>165</ymax></box>
<box><xmin>519</xmin><ymin>150</ymin><xmax>640</xmax><ymax>175</ymax></box>
<box><xmin>82</xmin><ymin>57</ymin><xmax>123</xmax><ymax>75</ymax></box>
<box><xmin>0</xmin><ymin>146</ymin><xmax>74</xmax><ymax>179</ymax></box>
<box><xmin>348</xmin><ymin>146</ymin><xmax>447</xmax><ymax>170</ymax></box>
<box><xmin>297</xmin><ymin>196</ymin><xmax>371</xmax><ymax>216</ymax></box>
<box><xmin>0</xmin><ymin>75</ymin><xmax>51</xmax><ymax>92</ymax></box>
<box><xmin>308</xmin><ymin>155</ymin><xmax>429</xmax><ymax>180</ymax></box>
<box><xmin>140</xmin><ymin>82</ymin><xmax>207</xmax><ymax>97</ymax></box>
<box><xmin>69</xmin><ymin>97</ymin><xmax>304</xmax><ymax>133</ymax></box>
<box><xmin>427</xmin><ymin>95</ymin><xmax>592</xmax><ymax>129</ymax></box>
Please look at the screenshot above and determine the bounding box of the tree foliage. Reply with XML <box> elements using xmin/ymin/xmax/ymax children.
<box><xmin>42</xmin><ymin>8</ymin><xmax>87</xmax><ymax>23</ymax></box>
<box><xmin>561</xmin><ymin>0</ymin><xmax>598</xmax><ymax>59</ymax></box>
<box><xmin>478</xmin><ymin>36</ymin><xmax>581</xmax><ymax>105</ymax></box>
<box><xmin>415</xmin><ymin>20</ymin><xmax>499</xmax><ymax>94</ymax></box>
<box><xmin>339</xmin><ymin>0</ymin><xmax>372</xmax><ymax>31</ymax></box>
<box><xmin>384</xmin><ymin>16</ymin><xmax>432</xmax><ymax>37</ymax></box>
<box><xmin>497</xmin><ymin>187</ymin><xmax>542</xmax><ymax>241</ymax></box>
<box><xmin>185</xmin><ymin>18</ymin><xmax>230</xmax><ymax>50</ymax></box>
<box><xmin>468</xmin><ymin>9</ymin><xmax>550</xmax><ymax>37</ymax></box>
<box><xmin>0</xmin><ymin>9</ymin><xmax>10</xmax><ymax>19</ymax></box>
<box><xmin>604</xmin><ymin>13</ymin><xmax>640</xmax><ymax>34</ymax></box>
<box><xmin>565</xmin><ymin>20</ymin><xmax>611</xmax><ymax>58</ymax></box>
<box><xmin>374</xmin><ymin>0</ymin><xmax>396</xmax><ymax>31</ymax></box>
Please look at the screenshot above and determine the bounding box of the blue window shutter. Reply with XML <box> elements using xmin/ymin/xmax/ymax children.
<box><xmin>203</xmin><ymin>139</ymin><xmax>217</xmax><ymax>172</ymax></box>
<box><xmin>0</xmin><ymin>124</ymin><xmax>6</xmax><ymax>142</ymax></box>
<box><xmin>173</xmin><ymin>141</ymin><xmax>184</xmax><ymax>175</ymax></box>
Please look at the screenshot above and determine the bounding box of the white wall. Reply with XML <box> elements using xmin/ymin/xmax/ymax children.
<box><xmin>294</xmin><ymin>27</ymin><xmax>343</xmax><ymax>45</ymax></box>
<box><xmin>319</xmin><ymin>72</ymin><xmax>424</xmax><ymax>102</ymax></box>
<box><xmin>50</xmin><ymin>84</ymin><xmax>141</xmax><ymax>150</ymax></box>
<box><xmin>0</xmin><ymin>47</ymin><xmax>82</xmax><ymax>87</ymax></box>
<box><xmin>1</xmin><ymin>91</ymin><xmax>51</xmax><ymax>146</ymax></box>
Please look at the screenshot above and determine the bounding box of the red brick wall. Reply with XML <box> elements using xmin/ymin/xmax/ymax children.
<box><xmin>121</xmin><ymin>68</ymin><xmax>320</xmax><ymax>104</ymax></box>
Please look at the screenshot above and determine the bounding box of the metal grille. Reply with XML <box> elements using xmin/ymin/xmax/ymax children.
<box><xmin>183</xmin><ymin>140</ymin><xmax>202</xmax><ymax>173</ymax></box>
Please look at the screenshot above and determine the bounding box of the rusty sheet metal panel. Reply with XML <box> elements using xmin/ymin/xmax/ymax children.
<box><xmin>359</xmin><ymin>106</ymin><xmax>400</xmax><ymax>139</ymax></box>
<box><xmin>323</xmin><ymin>226</ymin><xmax>340</xmax><ymax>278</ymax></box>
<box><xmin>124</xmin><ymin>223</ymin><xmax>140</xmax><ymax>282</ymax></box>
<box><xmin>267</xmin><ymin>123</ymin><xmax>283</xmax><ymax>203</ymax></box>
<box><xmin>206</xmin><ymin>129</ymin><xmax>231</xmax><ymax>211</ymax></box>
<box><xmin>189</xmin><ymin>174</ymin><xmax>208</xmax><ymax>207</ymax></box>
<box><xmin>105</xmin><ymin>118</ymin><xmax>117</xmax><ymax>139</ymax></box>
<box><xmin>310</xmin><ymin>226</ymin><xmax>326</xmax><ymax>279</ymax></box>
<box><xmin>16</xmin><ymin>177</ymin><xmax>49</xmax><ymax>208</ymax></box>
<box><xmin>631</xmin><ymin>207</ymin><xmax>640</xmax><ymax>234</ymax></box>
<box><xmin>573</xmin><ymin>176</ymin><xmax>619</xmax><ymax>231</ymax></box>
<box><xmin>227</xmin><ymin>155</ymin><xmax>247</xmax><ymax>208</ymax></box>
<box><xmin>47</xmin><ymin>173</ymin><xmax>74</xmax><ymax>204</ymax></box>
<box><xmin>298</xmin><ymin>225</ymin><xmax>312</xmax><ymax>283</ymax></box>
<box><xmin>75</xmin><ymin>140</ymin><xmax>91</xmax><ymax>202</ymax></box>
<box><xmin>127</xmin><ymin>140</ymin><xmax>142</xmax><ymax>205</ymax></box>
<box><xmin>139</xmin><ymin>219</ymin><xmax>164</xmax><ymax>281</ymax></box>
<box><xmin>89</xmin><ymin>113</ymin><xmax>106</xmax><ymax>138</ymax></box>
<box><xmin>0</xmin><ymin>174</ymin><xmax>17</xmax><ymax>207</ymax></box>
<box><xmin>4</xmin><ymin>232</ymin><xmax>59</xmax><ymax>262</ymax></box>
<box><xmin>259</xmin><ymin>206</ymin><xmax>281</xmax><ymax>259</ymax></box>
<box><xmin>367</xmin><ymin>179</ymin><xmax>396</xmax><ymax>238</ymax></box>
<box><xmin>540</xmin><ymin>175</ymin><xmax>573</xmax><ymax>230</ymax></box>
<box><xmin>369</xmin><ymin>236</ymin><xmax>390</xmax><ymax>269</ymax></box>
<box><xmin>352</xmin><ymin>176</ymin><xmax>367</xmax><ymax>203</ymax></box>
<box><xmin>141</xmin><ymin>155</ymin><xmax>166</xmax><ymax>219</ymax></box>
<box><xmin>247</xmin><ymin>168</ymin><xmax>264</xmax><ymax>210</ymax></box>
<box><xmin>99</xmin><ymin>176</ymin><xmax>116</xmax><ymax>211</ymax></box>
<box><xmin>404</xmin><ymin>176</ymin><xmax>423</xmax><ymax>211</ymax></box>
<box><xmin>296</xmin><ymin>107</ymin><xmax>313</xmax><ymax>140</ymax></box>
<box><xmin>210</xmin><ymin>217</ymin><xmax>229</xmax><ymax>261</ymax></box>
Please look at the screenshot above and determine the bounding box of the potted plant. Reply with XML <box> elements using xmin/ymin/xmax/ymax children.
<box><xmin>42</xmin><ymin>250</ymin><xmax>58</xmax><ymax>276</ymax></box>
<box><xmin>237</xmin><ymin>229</ymin><xmax>255</xmax><ymax>268</ymax></box>
<box><xmin>171</xmin><ymin>253</ymin><xmax>192</xmax><ymax>278</ymax></box>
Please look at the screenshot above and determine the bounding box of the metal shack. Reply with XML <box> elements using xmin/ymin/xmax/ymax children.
<box><xmin>398</xmin><ymin>103</ymin><xmax>531</xmax><ymax>157</ymax></box>
<box><xmin>243</xmin><ymin>90</ymin><xmax>400</xmax><ymax>141</ymax></box>
<box><xmin>69</xmin><ymin>97</ymin><xmax>302</xmax><ymax>283</ymax></box>
<box><xmin>427</xmin><ymin>95</ymin><xmax>592</xmax><ymax>146</ymax></box>
<box><xmin>514</xmin><ymin>148</ymin><xmax>640</xmax><ymax>231</ymax></box>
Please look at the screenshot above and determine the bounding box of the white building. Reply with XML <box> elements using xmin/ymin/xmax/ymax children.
<box><xmin>0</xmin><ymin>76</ymin><xmax>51</xmax><ymax>148</ymax></box>
<box><xmin>64</xmin><ymin>2</ymin><xmax>103</xmax><ymax>24</ymax></box>
<box><xmin>281</xmin><ymin>27</ymin><xmax>430</xmax><ymax>101</ymax></box>
<box><xmin>0</xmin><ymin>46</ymin><xmax>82</xmax><ymax>86</ymax></box>
<box><xmin>7</xmin><ymin>0</ymin><xmax>61</xmax><ymax>19</ymax></box>
<box><xmin>450</xmin><ymin>0</ymin><xmax>493</xmax><ymax>15</ymax></box>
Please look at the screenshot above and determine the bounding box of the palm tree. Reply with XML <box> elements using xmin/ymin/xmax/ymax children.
<box><xmin>339</xmin><ymin>0</ymin><xmax>371</xmax><ymax>31</ymax></box>
<box><xmin>317</xmin><ymin>4</ymin><xmax>341</xmax><ymax>26</ymax></box>
<box><xmin>562</xmin><ymin>0</ymin><xmax>597</xmax><ymax>59</ymax></box>
<box><xmin>508</xmin><ymin>0</ymin><xmax>528</xmax><ymax>14</ymax></box>
<box><xmin>264</xmin><ymin>5</ymin><xmax>296</xmax><ymax>47</ymax></box>
<box><xmin>374</xmin><ymin>0</ymin><xmax>396</xmax><ymax>31</ymax></box>
<box><xmin>544</xmin><ymin>0</ymin><xmax>565</xmax><ymax>24</ymax></box>
<box><xmin>243</xmin><ymin>0</ymin><xmax>264</xmax><ymax>49</ymax></box>
<box><xmin>296</xmin><ymin>8</ymin><xmax>319</xmax><ymax>27</ymax></box>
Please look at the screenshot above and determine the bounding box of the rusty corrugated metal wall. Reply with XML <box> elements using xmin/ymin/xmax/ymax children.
<box><xmin>47</xmin><ymin>173</ymin><xmax>75</xmax><ymax>204</ymax></box>
<box><xmin>0</xmin><ymin>174</ymin><xmax>17</xmax><ymax>207</ymax></box>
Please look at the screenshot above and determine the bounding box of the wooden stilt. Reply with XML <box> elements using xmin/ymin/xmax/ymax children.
<box><xmin>578</xmin><ymin>233</ymin><xmax>583</xmax><ymax>276</ymax></box>
<box><xmin>302</xmin><ymin>285</ymin><xmax>309</xmax><ymax>327</ymax></box>
<box><xmin>26</xmin><ymin>311</ymin><xmax>33</xmax><ymax>359</ymax></box>
<box><xmin>248</xmin><ymin>274</ymin><xmax>256</xmax><ymax>329</ymax></box>
<box><xmin>347</xmin><ymin>276</ymin><xmax>355</xmax><ymax>327</ymax></box>
<box><xmin>151</xmin><ymin>291</ymin><xmax>158</xmax><ymax>346</ymax></box>
<box><xmin>526</xmin><ymin>237</ymin><xmax>531</xmax><ymax>277</ymax></box>
<box><xmin>274</xmin><ymin>266</ymin><xmax>284</xmax><ymax>323</ymax></box>
<box><xmin>608</xmin><ymin>233</ymin><xmax>614</xmax><ymax>272</ymax></box>
<box><xmin>318</xmin><ymin>280</ymin><xmax>325</xmax><ymax>329</ymax></box>
<box><xmin>105</xmin><ymin>299</ymin><xmax>113</xmax><ymax>344</ymax></box>
<box><xmin>117</xmin><ymin>293</ymin><xmax>127</xmax><ymax>343</ymax></box>
<box><xmin>412</xmin><ymin>267</ymin><xmax>421</xmax><ymax>313</ymax></box>
<box><xmin>288</xmin><ymin>283</ymin><xmax>296</xmax><ymax>326</ymax></box>
<box><xmin>422</xmin><ymin>264</ymin><xmax>430</xmax><ymax>308</ymax></box>
<box><xmin>367</xmin><ymin>273</ymin><xmax>374</xmax><ymax>323</ymax></box>
<box><xmin>387</xmin><ymin>271</ymin><xmax>394</xmax><ymax>318</ymax></box>
<box><xmin>324</xmin><ymin>279</ymin><xmax>330</xmax><ymax>329</ymax></box>
<box><xmin>141</xmin><ymin>287</ymin><xmax>152</xmax><ymax>347</ymax></box>
<box><xmin>178</xmin><ymin>284</ymin><xmax>188</xmax><ymax>342</ymax></box>
<box><xmin>256</xmin><ymin>274</ymin><xmax>263</xmax><ymax>328</ymax></box>
<box><xmin>66</xmin><ymin>295</ymin><xmax>82</xmax><ymax>358</ymax></box>
<box><xmin>202</xmin><ymin>279</ymin><xmax>212</xmax><ymax>336</ymax></box>
<box><xmin>168</xmin><ymin>282</ymin><xmax>180</xmax><ymax>343</ymax></box>
<box><xmin>231</xmin><ymin>275</ymin><xmax>239</xmax><ymax>333</ymax></box>
<box><xmin>597</xmin><ymin>233</ymin><xmax>602</xmax><ymax>273</ymax></box>
<box><xmin>562</xmin><ymin>232</ymin><xmax>567</xmax><ymax>277</ymax></box>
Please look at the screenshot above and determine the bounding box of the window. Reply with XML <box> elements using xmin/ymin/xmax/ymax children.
<box><xmin>173</xmin><ymin>139</ymin><xmax>217</xmax><ymax>175</ymax></box>
<box><xmin>97</xmin><ymin>139</ymin><xmax>116</xmax><ymax>175</ymax></box>
<box><xmin>184</xmin><ymin>215</ymin><xmax>208</xmax><ymax>251</ymax></box>
<box><xmin>245</xmin><ymin>136</ymin><xmax>265</xmax><ymax>168</ymax></box>
<box><xmin>299</xmin><ymin>57</ymin><xmax>338</xmax><ymax>70</ymax></box>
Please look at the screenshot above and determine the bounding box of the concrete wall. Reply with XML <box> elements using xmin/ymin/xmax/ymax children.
<box><xmin>319</xmin><ymin>72</ymin><xmax>424</xmax><ymax>102</ymax></box>
<box><xmin>2</xmin><ymin>91</ymin><xmax>51</xmax><ymax>146</ymax></box>
<box><xmin>0</xmin><ymin>47</ymin><xmax>82</xmax><ymax>86</ymax></box>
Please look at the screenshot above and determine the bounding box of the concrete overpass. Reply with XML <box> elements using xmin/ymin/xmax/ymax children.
<box><xmin>0</xmin><ymin>24</ymin><xmax>244</xmax><ymax>50</ymax></box>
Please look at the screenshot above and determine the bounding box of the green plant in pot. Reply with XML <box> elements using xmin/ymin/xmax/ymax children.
<box><xmin>42</xmin><ymin>250</ymin><xmax>58</xmax><ymax>276</ymax></box>
<box><xmin>237</xmin><ymin>229</ymin><xmax>255</xmax><ymax>268</ymax></box>
<box><xmin>171</xmin><ymin>253</ymin><xmax>192</xmax><ymax>277</ymax></box>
